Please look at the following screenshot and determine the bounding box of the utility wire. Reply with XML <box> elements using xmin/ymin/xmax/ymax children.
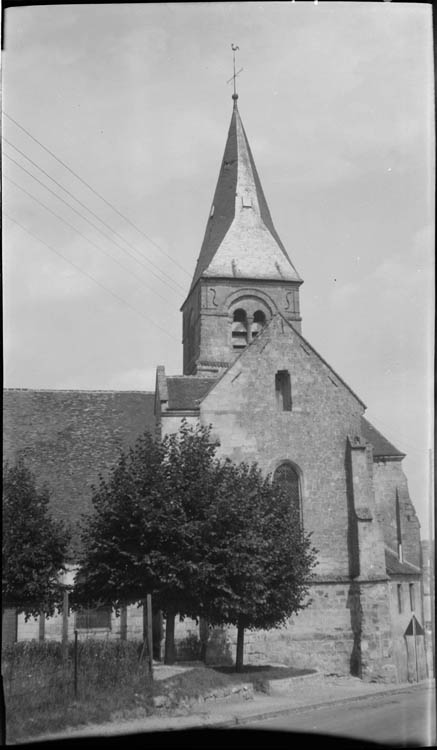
<box><xmin>3</xmin><ymin>110</ymin><xmax>191</xmax><ymax>279</ymax></box>
<box><xmin>4</xmin><ymin>174</ymin><xmax>175</xmax><ymax>311</ymax></box>
<box><xmin>4</xmin><ymin>211</ymin><xmax>180</xmax><ymax>343</ymax></box>
<box><xmin>3</xmin><ymin>137</ymin><xmax>187</xmax><ymax>292</ymax></box>
<box><xmin>4</xmin><ymin>152</ymin><xmax>185</xmax><ymax>296</ymax></box>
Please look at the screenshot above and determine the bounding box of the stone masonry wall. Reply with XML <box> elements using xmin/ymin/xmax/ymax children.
<box><xmin>200</xmin><ymin>315</ymin><xmax>364</xmax><ymax>577</ymax></box>
<box><xmin>16</xmin><ymin>604</ymin><xmax>145</xmax><ymax>643</ymax></box>
<box><xmin>372</xmin><ymin>460</ymin><xmax>421</xmax><ymax>567</ymax></box>
<box><xmin>183</xmin><ymin>279</ymin><xmax>302</xmax><ymax>374</ymax></box>
<box><xmin>387</xmin><ymin>580</ymin><xmax>427</xmax><ymax>682</ymax></box>
<box><xmin>170</xmin><ymin>583</ymin><xmax>356</xmax><ymax>675</ymax></box>
<box><xmin>352</xmin><ymin>581</ymin><xmax>397</xmax><ymax>683</ymax></box>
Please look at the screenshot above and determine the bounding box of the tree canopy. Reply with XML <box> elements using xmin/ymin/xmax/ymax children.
<box><xmin>73</xmin><ymin>424</ymin><xmax>218</xmax><ymax>619</ymax></box>
<box><xmin>73</xmin><ymin>422</ymin><xmax>317</xmax><ymax>668</ymax></box>
<box><xmin>2</xmin><ymin>459</ymin><xmax>70</xmax><ymax>618</ymax></box>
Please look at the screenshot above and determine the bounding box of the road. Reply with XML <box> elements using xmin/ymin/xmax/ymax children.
<box><xmin>246</xmin><ymin>683</ymin><xmax>436</xmax><ymax>746</ymax></box>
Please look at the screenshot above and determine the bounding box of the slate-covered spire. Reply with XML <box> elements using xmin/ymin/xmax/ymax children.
<box><xmin>189</xmin><ymin>96</ymin><xmax>302</xmax><ymax>291</ymax></box>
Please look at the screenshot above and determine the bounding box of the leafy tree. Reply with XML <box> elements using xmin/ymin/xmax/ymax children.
<box><xmin>73</xmin><ymin>424</ymin><xmax>218</xmax><ymax>663</ymax></box>
<box><xmin>197</xmin><ymin>461</ymin><xmax>317</xmax><ymax>671</ymax></box>
<box><xmin>74</xmin><ymin>423</ymin><xmax>317</xmax><ymax>670</ymax></box>
<box><xmin>2</xmin><ymin>459</ymin><xmax>70</xmax><ymax>618</ymax></box>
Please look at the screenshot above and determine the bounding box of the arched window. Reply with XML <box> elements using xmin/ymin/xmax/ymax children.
<box><xmin>273</xmin><ymin>462</ymin><xmax>301</xmax><ymax>520</ymax></box>
<box><xmin>251</xmin><ymin>310</ymin><xmax>266</xmax><ymax>339</ymax></box>
<box><xmin>232</xmin><ymin>309</ymin><xmax>248</xmax><ymax>349</ymax></box>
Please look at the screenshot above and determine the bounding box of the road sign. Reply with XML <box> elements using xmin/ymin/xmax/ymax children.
<box><xmin>404</xmin><ymin>614</ymin><xmax>425</xmax><ymax>637</ymax></box>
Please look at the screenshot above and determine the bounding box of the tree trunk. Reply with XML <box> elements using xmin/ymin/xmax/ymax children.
<box><xmin>199</xmin><ymin>617</ymin><xmax>209</xmax><ymax>663</ymax></box>
<box><xmin>120</xmin><ymin>605</ymin><xmax>127</xmax><ymax>641</ymax></box>
<box><xmin>152</xmin><ymin>610</ymin><xmax>163</xmax><ymax>661</ymax></box>
<box><xmin>164</xmin><ymin>608</ymin><xmax>176</xmax><ymax>665</ymax></box>
<box><xmin>236</xmin><ymin>619</ymin><xmax>245</xmax><ymax>673</ymax></box>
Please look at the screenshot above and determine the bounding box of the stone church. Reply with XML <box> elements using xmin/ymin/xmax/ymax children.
<box><xmin>3</xmin><ymin>93</ymin><xmax>426</xmax><ymax>682</ymax></box>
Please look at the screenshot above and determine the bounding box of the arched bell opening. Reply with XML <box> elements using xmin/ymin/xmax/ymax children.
<box><xmin>232</xmin><ymin>308</ymin><xmax>248</xmax><ymax>349</ymax></box>
<box><xmin>251</xmin><ymin>310</ymin><xmax>266</xmax><ymax>339</ymax></box>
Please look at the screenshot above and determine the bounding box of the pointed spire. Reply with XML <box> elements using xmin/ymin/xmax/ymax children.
<box><xmin>189</xmin><ymin>100</ymin><xmax>301</xmax><ymax>291</ymax></box>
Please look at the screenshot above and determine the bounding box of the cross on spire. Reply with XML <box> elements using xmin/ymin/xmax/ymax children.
<box><xmin>227</xmin><ymin>43</ymin><xmax>243</xmax><ymax>101</ymax></box>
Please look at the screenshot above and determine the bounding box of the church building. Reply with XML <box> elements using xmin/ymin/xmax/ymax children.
<box><xmin>3</xmin><ymin>92</ymin><xmax>426</xmax><ymax>683</ymax></box>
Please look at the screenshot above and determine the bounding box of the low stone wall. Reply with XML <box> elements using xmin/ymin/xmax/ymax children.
<box><xmin>153</xmin><ymin>682</ymin><xmax>254</xmax><ymax>712</ymax></box>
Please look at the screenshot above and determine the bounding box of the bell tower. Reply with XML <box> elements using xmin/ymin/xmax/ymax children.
<box><xmin>181</xmin><ymin>92</ymin><xmax>303</xmax><ymax>377</ymax></box>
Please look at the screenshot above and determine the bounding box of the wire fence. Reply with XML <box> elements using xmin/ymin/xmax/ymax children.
<box><xmin>2</xmin><ymin>637</ymin><xmax>153</xmax><ymax>709</ymax></box>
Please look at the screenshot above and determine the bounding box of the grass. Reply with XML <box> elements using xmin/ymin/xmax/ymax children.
<box><xmin>2</xmin><ymin>640</ymin><xmax>153</xmax><ymax>743</ymax></box>
<box><xmin>2</xmin><ymin>641</ymin><xmax>316</xmax><ymax>742</ymax></box>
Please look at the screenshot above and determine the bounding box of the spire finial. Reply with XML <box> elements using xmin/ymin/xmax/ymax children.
<box><xmin>227</xmin><ymin>44</ymin><xmax>243</xmax><ymax>103</ymax></box>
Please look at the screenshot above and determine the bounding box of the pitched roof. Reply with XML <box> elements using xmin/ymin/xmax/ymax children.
<box><xmin>188</xmin><ymin>98</ymin><xmax>301</xmax><ymax>293</ymax></box>
<box><xmin>360</xmin><ymin>417</ymin><xmax>405</xmax><ymax>459</ymax></box>
<box><xmin>3</xmin><ymin>389</ymin><xmax>156</xmax><ymax>554</ymax></box>
<box><xmin>385</xmin><ymin>548</ymin><xmax>421</xmax><ymax>577</ymax></box>
<box><xmin>166</xmin><ymin>377</ymin><xmax>217</xmax><ymax>410</ymax></box>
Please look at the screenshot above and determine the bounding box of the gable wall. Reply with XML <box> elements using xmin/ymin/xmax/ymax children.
<box><xmin>200</xmin><ymin>317</ymin><xmax>364</xmax><ymax>578</ymax></box>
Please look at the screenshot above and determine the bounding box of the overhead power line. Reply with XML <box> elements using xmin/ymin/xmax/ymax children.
<box><xmin>4</xmin><ymin>137</ymin><xmax>187</xmax><ymax>292</ymax></box>
<box><xmin>3</xmin><ymin>110</ymin><xmax>191</xmax><ymax>279</ymax></box>
<box><xmin>4</xmin><ymin>211</ymin><xmax>180</xmax><ymax>343</ymax></box>
<box><xmin>4</xmin><ymin>151</ymin><xmax>185</xmax><ymax>296</ymax></box>
<box><xmin>4</xmin><ymin>174</ymin><xmax>175</xmax><ymax>310</ymax></box>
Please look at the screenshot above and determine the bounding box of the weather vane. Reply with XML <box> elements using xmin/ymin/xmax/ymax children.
<box><xmin>227</xmin><ymin>43</ymin><xmax>243</xmax><ymax>99</ymax></box>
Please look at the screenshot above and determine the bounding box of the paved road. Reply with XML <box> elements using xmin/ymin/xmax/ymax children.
<box><xmin>247</xmin><ymin>683</ymin><xmax>436</xmax><ymax>746</ymax></box>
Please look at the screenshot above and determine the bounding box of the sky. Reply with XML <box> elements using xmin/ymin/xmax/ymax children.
<box><xmin>2</xmin><ymin>2</ymin><xmax>434</xmax><ymax>536</ymax></box>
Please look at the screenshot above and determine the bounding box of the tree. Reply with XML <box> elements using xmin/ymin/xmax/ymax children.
<box><xmin>2</xmin><ymin>459</ymin><xmax>70</xmax><ymax>618</ymax></box>
<box><xmin>73</xmin><ymin>423</ymin><xmax>317</xmax><ymax>670</ymax></box>
<box><xmin>73</xmin><ymin>424</ymin><xmax>218</xmax><ymax>663</ymax></box>
<box><xmin>196</xmin><ymin>461</ymin><xmax>317</xmax><ymax>671</ymax></box>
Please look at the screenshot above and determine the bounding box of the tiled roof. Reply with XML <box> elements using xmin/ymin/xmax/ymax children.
<box><xmin>361</xmin><ymin>417</ymin><xmax>405</xmax><ymax>459</ymax></box>
<box><xmin>188</xmin><ymin>100</ymin><xmax>301</xmax><ymax>293</ymax></box>
<box><xmin>3</xmin><ymin>389</ymin><xmax>156</xmax><ymax>554</ymax></box>
<box><xmin>385</xmin><ymin>548</ymin><xmax>421</xmax><ymax>577</ymax></box>
<box><xmin>166</xmin><ymin>377</ymin><xmax>217</xmax><ymax>410</ymax></box>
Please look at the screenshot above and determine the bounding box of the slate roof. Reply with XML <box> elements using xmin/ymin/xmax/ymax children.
<box><xmin>188</xmin><ymin>98</ymin><xmax>301</xmax><ymax>294</ymax></box>
<box><xmin>3</xmin><ymin>389</ymin><xmax>156</xmax><ymax>553</ymax></box>
<box><xmin>360</xmin><ymin>417</ymin><xmax>405</xmax><ymax>459</ymax></box>
<box><xmin>385</xmin><ymin>548</ymin><xmax>421</xmax><ymax>577</ymax></box>
<box><xmin>166</xmin><ymin>377</ymin><xmax>217</xmax><ymax>410</ymax></box>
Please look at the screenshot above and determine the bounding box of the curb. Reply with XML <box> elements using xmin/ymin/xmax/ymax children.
<box><xmin>200</xmin><ymin>679</ymin><xmax>434</xmax><ymax>729</ymax></box>
<box><xmin>22</xmin><ymin>678</ymin><xmax>434</xmax><ymax>741</ymax></box>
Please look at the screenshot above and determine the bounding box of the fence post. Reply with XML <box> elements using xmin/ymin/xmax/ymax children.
<box><xmin>62</xmin><ymin>589</ymin><xmax>69</xmax><ymax>661</ymax></box>
<box><xmin>146</xmin><ymin>594</ymin><xmax>153</xmax><ymax>680</ymax></box>
<box><xmin>74</xmin><ymin>630</ymin><xmax>78</xmax><ymax>699</ymax></box>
